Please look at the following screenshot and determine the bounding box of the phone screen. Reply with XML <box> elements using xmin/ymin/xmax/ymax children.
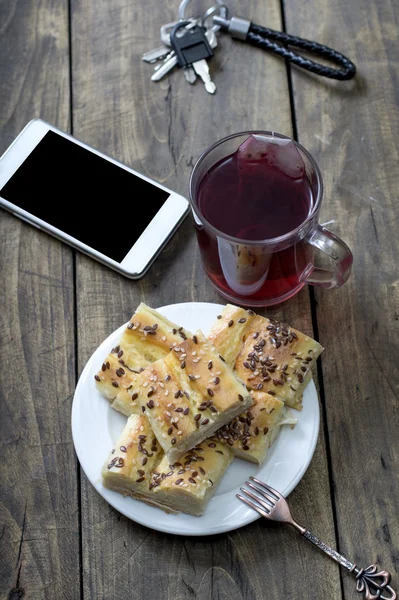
<box><xmin>0</xmin><ymin>131</ymin><xmax>169</xmax><ymax>262</ymax></box>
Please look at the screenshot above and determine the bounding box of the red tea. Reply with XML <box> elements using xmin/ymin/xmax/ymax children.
<box><xmin>196</xmin><ymin>135</ymin><xmax>315</xmax><ymax>305</ymax></box>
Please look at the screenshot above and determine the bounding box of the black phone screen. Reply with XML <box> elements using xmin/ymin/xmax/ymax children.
<box><xmin>0</xmin><ymin>131</ymin><xmax>170</xmax><ymax>262</ymax></box>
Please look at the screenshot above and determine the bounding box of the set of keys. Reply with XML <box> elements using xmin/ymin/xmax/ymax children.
<box><xmin>142</xmin><ymin>17</ymin><xmax>219</xmax><ymax>94</ymax></box>
<box><xmin>142</xmin><ymin>0</ymin><xmax>357</xmax><ymax>95</ymax></box>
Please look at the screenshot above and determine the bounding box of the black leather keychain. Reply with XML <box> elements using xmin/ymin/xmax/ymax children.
<box><xmin>212</xmin><ymin>13</ymin><xmax>356</xmax><ymax>81</ymax></box>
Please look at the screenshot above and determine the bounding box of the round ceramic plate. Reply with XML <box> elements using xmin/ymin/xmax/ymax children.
<box><xmin>72</xmin><ymin>302</ymin><xmax>319</xmax><ymax>536</ymax></box>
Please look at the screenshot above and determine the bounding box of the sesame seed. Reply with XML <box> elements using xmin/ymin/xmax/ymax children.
<box><xmin>112</xmin><ymin>381</ymin><xmax>119</xmax><ymax>388</ymax></box>
<box><xmin>94</xmin><ymin>375</ymin><xmax>101</xmax><ymax>382</ymax></box>
<box><xmin>181</xmin><ymin>361</ymin><xmax>186</xmax><ymax>369</ymax></box>
<box><xmin>238</xmin><ymin>394</ymin><xmax>244</xmax><ymax>401</ymax></box>
<box><xmin>192</xmin><ymin>335</ymin><xmax>198</xmax><ymax>344</ymax></box>
<box><xmin>202</xmin><ymin>418</ymin><xmax>210</xmax><ymax>425</ymax></box>
<box><xmin>264</xmin><ymin>427</ymin><xmax>269</xmax><ymax>435</ymax></box>
<box><xmin>217</xmin><ymin>315</ymin><xmax>222</xmax><ymax>319</ymax></box>
<box><xmin>120</xmin><ymin>446</ymin><xmax>127</xmax><ymax>452</ymax></box>
<box><xmin>207</xmin><ymin>388</ymin><xmax>214</xmax><ymax>397</ymax></box>
<box><xmin>142</xmin><ymin>457</ymin><xmax>148</xmax><ymax>465</ymax></box>
<box><xmin>214</xmin><ymin>377</ymin><xmax>220</xmax><ymax>385</ymax></box>
<box><xmin>136</xmin><ymin>476</ymin><xmax>145</xmax><ymax>483</ymax></box>
<box><xmin>175</xmin><ymin>479</ymin><xmax>183</xmax><ymax>485</ymax></box>
<box><xmin>208</xmin><ymin>360</ymin><xmax>213</xmax><ymax>370</ymax></box>
<box><xmin>238</xmin><ymin>318</ymin><xmax>247</xmax><ymax>323</ymax></box>
<box><xmin>194</xmin><ymin>414</ymin><xmax>201</xmax><ymax>421</ymax></box>
<box><xmin>165</xmin><ymin>375</ymin><xmax>171</xmax><ymax>382</ymax></box>
<box><xmin>183</xmin><ymin>407</ymin><xmax>189</xmax><ymax>415</ymax></box>
<box><xmin>219</xmin><ymin>355</ymin><xmax>226</xmax><ymax>362</ymax></box>
<box><xmin>228</xmin><ymin>320</ymin><xmax>234</xmax><ymax>327</ymax></box>
<box><xmin>171</xmin><ymin>437</ymin><xmax>177</xmax><ymax>445</ymax></box>
<box><xmin>189</xmin><ymin>477</ymin><xmax>196</xmax><ymax>484</ymax></box>
<box><xmin>268</xmin><ymin>391</ymin><xmax>276</xmax><ymax>396</ymax></box>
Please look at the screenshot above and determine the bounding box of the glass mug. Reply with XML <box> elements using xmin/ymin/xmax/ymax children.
<box><xmin>189</xmin><ymin>131</ymin><xmax>353</xmax><ymax>307</ymax></box>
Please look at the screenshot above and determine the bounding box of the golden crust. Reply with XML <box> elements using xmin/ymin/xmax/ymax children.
<box><xmin>215</xmin><ymin>391</ymin><xmax>285</xmax><ymax>464</ymax></box>
<box><xmin>207</xmin><ymin>304</ymin><xmax>256</xmax><ymax>367</ymax></box>
<box><xmin>210</xmin><ymin>308</ymin><xmax>323</xmax><ymax>410</ymax></box>
<box><xmin>102</xmin><ymin>415</ymin><xmax>233</xmax><ymax>516</ymax></box>
<box><xmin>102</xmin><ymin>415</ymin><xmax>163</xmax><ymax>494</ymax></box>
<box><xmin>132</xmin><ymin>331</ymin><xmax>252</xmax><ymax>462</ymax></box>
<box><xmin>95</xmin><ymin>353</ymin><xmax>138</xmax><ymax>401</ymax></box>
<box><xmin>120</xmin><ymin>303</ymin><xmax>192</xmax><ymax>366</ymax></box>
<box><xmin>151</xmin><ymin>439</ymin><xmax>233</xmax><ymax>515</ymax></box>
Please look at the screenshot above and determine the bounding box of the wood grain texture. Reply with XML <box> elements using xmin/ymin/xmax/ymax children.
<box><xmin>284</xmin><ymin>0</ymin><xmax>399</xmax><ymax>596</ymax></box>
<box><xmin>71</xmin><ymin>0</ymin><xmax>341</xmax><ymax>597</ymax></box>
<box><xmin>0</xmin><ymin>1</ymin><xmax>79</xmax><ymax>599</ymax></box>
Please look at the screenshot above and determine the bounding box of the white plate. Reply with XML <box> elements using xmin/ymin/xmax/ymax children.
<box><xmin>72</xmin><ymin>302</ymin><xmax>319</xmax><ymax>536</ymax></box>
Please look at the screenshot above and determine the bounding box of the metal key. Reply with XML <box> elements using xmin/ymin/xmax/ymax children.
<box><xmin>192</xmin><ymin>60</ymin><xmax>216</xmax><ymax>93</ymax></box>
<box><xmin>151</xmin><ymin>27</ymin><xmax>217</xmax><ymax>83</ymax></box>
<box><xmin>183</xmin><ymin>66</ymin><xmax>197</xmax><ymax>84</ymax></box>
<box><xmin>170</xmin><ymin>21</ymin><xmax>216</xmax><ymax>93</ymax></box>
<box><xmin>142</xmin><ymin>46</ymin><xmax>171</xmax><ymax>64</ymax></box>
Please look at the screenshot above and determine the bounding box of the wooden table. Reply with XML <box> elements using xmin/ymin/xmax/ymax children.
<box><xmin>1</xmin><ymin>0</ymin><xmax>398</xmax><ymax>598</ymax></box>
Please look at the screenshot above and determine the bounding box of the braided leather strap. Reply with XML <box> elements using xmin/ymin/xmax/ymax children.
<box><xmin>249</xmin><ymin>23</ymin><xmax>356</xmax><ymax>80</ymax></box>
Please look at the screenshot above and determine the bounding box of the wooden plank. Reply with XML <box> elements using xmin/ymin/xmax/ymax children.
<box><xmin>71</xmin><ymin>0</ymin><xmax>341</xmax><ymax>597</ymax></box>
<box><xmin>0</xmin><ymin>2</ymin><xmax>80</xmax><ymax>599</ymax></box>
<box><xmin>283</xmin><ymin>0</ymin><xmax>399</xmax><ymax>595</ymax></box>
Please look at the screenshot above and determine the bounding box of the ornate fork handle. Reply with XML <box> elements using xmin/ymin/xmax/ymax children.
<box><xmin>302</xmin><ymin>529</ymin><xmax>396</xmax><ymax>600</ymax></box>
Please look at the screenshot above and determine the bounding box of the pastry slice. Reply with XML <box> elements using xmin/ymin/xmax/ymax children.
<box><xmin>150</xmin><ymin>440</ymin><xmax>233</xmax><ymax>516</ymax></box>
<box><xmin>118</xmin><ymin>303</ymin><xmax>192</xmax><ymax>370</ymax></box>
<box><xmin>208</xmin><ymin>304</ymin><xmax>256</xmax><ymax>367</ymax></box>
<box><xmin>235</xmin><ymin>315</ymin><xmax>323</xmax><ymax>410</ymax></box>
<box><xmin>215</xmin><ymin>391</ymin><xmax>293</xmax><ymax>464</ymax></box>
<box><xmin>102</xmin><ymin>414</ymin><xmax>163</xmax><ymax>499</ymax></box>
<box><xmin>94</xmin><ymin>353</ymin><xmax>142</xmax><ymax>416</ymax></box>
<box><xmin>209</xmin><ymin>305</ymin><xmax>323</xmax><ymax>410</ymax></box>
<box><xmin>102</xmin><ymin>415</ymin><xmax>233</xmax><ymax>516</ymax></box>
<box><xmin>133</xmin><ymin>331</ymin><xmax>253</xmax><ymax>463</ymax></box>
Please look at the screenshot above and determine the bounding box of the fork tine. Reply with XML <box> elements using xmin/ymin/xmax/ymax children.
<box><xmin>249</xmin><ymin>477</ymin><xmax>282</xmax><ymax>501</ymax></box>
<box><xmin>245</xmin><ymin>481</ymin><xmax>276</xmax><ymax>507</ymax></box>
<box><xmin>240</xmin><ymin>486</ymin><xmax>273</xmax><ymax>514</ymax></box>
<box><xmin>236</xmin><ymin>494</ymin><xmax>270</xmax><ymax>519</ymax></box>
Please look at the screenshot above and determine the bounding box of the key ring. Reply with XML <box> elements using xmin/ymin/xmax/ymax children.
<box><xmin>202</xmin><ymin>4</ymin><xmax>229</xmax><ymax>31</ymax></box>
<box><xmin>179</xmin><ymin>0</ymin><xmax>228</xmax><ymax>32</ymax></box>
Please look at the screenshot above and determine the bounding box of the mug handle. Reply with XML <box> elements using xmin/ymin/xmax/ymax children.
<box><xmin>304</xmin><ymin>225</ymin><xmax>353</xmax><ymax>289</ymax></box>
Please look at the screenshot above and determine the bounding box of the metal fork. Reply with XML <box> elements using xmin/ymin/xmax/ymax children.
<box><xmin>238</xmin><ymin>477</ymin><xmax>396</xmax><ymax>600</ymax></box>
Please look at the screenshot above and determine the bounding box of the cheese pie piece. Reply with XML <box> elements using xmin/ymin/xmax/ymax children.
<box><xmin>102</xmin><ymin>415</ymin><xmax>233</xmax><ymax>516</ymax></box>
<box><xmin>208</xmin><ymin>305</ymin><xmax>257</xmax><ymax>367</ymax></box>
<box><xmin>120</xmin><ymin>303</ymin><xmax>192</xmax><ymax>369</ymax></box>
<box><xmin>102</xmin><ymin>414</ymin><xmax>163</xmax><ymax>499</ymax></box>
<box><xmin>215</xmin><ymin>391</ymin><xmax>293</xmax><ymax>464</ymax></box>
<box><xmin>150</xmin><ymin>440</ymin><xmax>233</xmax><ymax>516</ymax></box>
<box><xmin>133</xmin><ymin>331</ymin><xmax>252</xmax><ymax>463</ymax></box>
<box><xmin>209</xmin><ymin>304</ymin><xmax>323</xmax><ymax>410</ymax></box>
<box><xmin>95</xmin><ymin>303</ymin><xmax>192</xmax><ymax>414</ymax></box>
<box><xmin>94</xmin><ymin>353</ymin><xmax>141</xmax><ymax>416</ymax></box>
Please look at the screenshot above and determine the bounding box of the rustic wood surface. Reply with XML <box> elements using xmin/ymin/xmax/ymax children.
<box><xmin>284</xmin><ymin>0</ymin><xmax>399</xmax><ymax>598</ymax></box>
<box><xmin>0</xmin><ymin>0</ymin><xmax>397</xmax><ymax>599</ymax></box>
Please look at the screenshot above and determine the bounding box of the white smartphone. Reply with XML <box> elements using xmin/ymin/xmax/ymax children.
<box><xmin>0</xmin><ymin>119</ymin><xmax>189</xmax><ymax>278</ymax></box>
